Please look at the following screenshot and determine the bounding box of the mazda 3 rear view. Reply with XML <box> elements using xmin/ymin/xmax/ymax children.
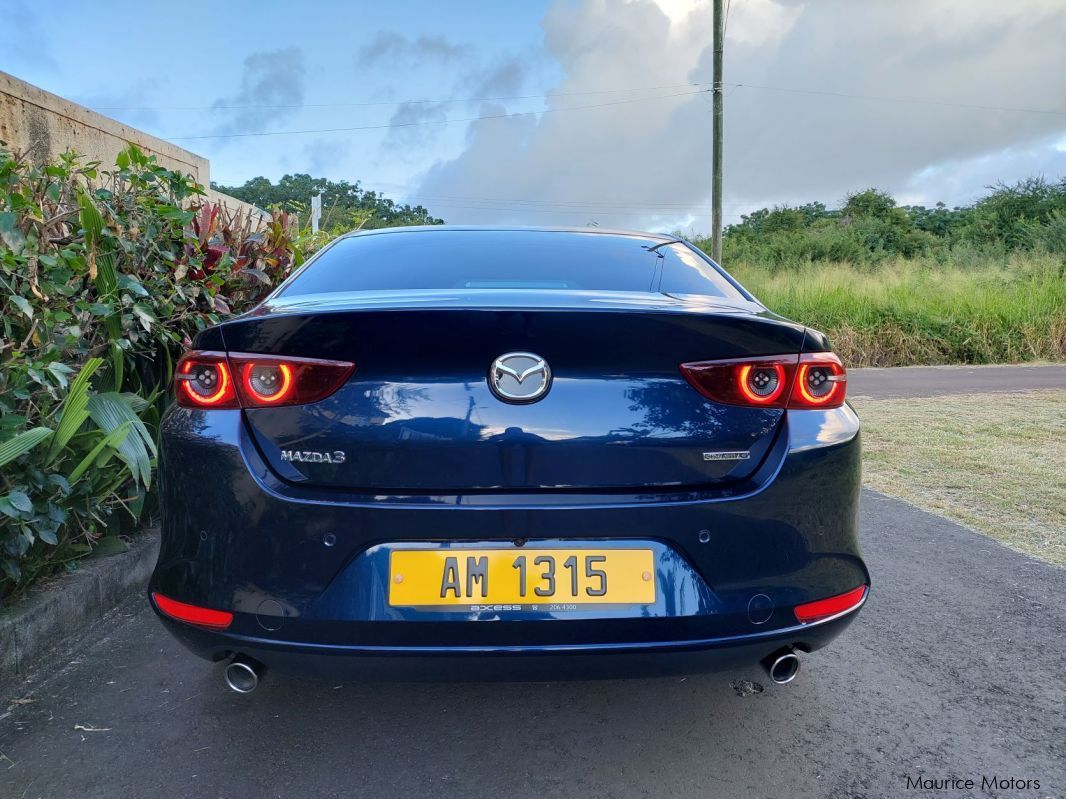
<box><xmin>149</xmin><ymin>227</ymin><xmax>869</xmax><ymax>691</ymax></box>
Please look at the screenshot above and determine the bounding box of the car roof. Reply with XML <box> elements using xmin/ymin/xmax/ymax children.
<box><xmin>336</xmin><ymin>225</ymin><xmax>680</xmax><ymax>243</ymax></box>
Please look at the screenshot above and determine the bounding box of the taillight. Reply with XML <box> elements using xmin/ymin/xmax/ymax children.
<box><xmin>175</xmin><ymin>351</ymin><xmax>239</xmax><ymax>409</ymax></box>
<box><xmin>791</xmin><ymin>353</ymin><xmax>847</xmax><ymax>408</ymax></box>
<box><xmin>794</xmin><ymin>585</ymin><xmax>867</xmax><ymax>624</ymax></box>
<box><xmin>229</xmin><ymin>353</ymin><xmax>354</xmax><ymax>408</ymax></box>
<box><xmin>242</xmin><ymin>361</ymin><xmax>293</xmax><ymax>404</ymax></box>
<box><xmin>681</xmin><ymin>355</ymin><xmax>797</xmax><ymax>408</ymax></box>
<box><xmin>152</xmin><ymin>592</ymin><xmax>233</xmax><ymax>630</ymax></box>
<box><xmin>175</xmin><ymin>351</ymin><xmax>355</xmax><ymax>409</ymax></box>
<box><xmin>680</xmin><ymin>352</ymin><xmax>846</xmax><ymax>409</ymax></box>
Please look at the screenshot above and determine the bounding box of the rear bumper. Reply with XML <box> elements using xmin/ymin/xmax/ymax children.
<box><xmin>151</xmin><ymin>403</ymin><xmax>868</xmax><ymax>678</ymax></box>
<box><xmin>153</xmin><ymin>597</ymin><xmax>864</xmax><ymax>681</ymax></box>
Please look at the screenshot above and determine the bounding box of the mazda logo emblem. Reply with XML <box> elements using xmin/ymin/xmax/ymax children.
<box><xmin>489</xmin><ymin>352</ymin><xmax>552</xmax><ymax>403</ymax></box>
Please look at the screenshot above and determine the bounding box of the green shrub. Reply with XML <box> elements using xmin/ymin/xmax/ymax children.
<box><xmin>710</xmin><ymin>177</ymin><xmax>1066</xmax><ymax>267</ymax></box>
<box><xmin>0</xmin><ymin>146</ymin><xmax>300</xmax><ymax>600</ymax></box>
<box><xmin>959</xmin><ymin>177</ymin><xmax>1066</xmax><ymax>251</ymax></box>
<box><xmin>1033</xmin><ymin>210</ymin><xmax>1066</xmax><ymax>254</ymax></box>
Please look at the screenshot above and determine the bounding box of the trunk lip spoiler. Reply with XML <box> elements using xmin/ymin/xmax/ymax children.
<box><xmin>244</xmin><ymin>289</ymin><xmax>773</xmax><ymax>321</ymax></box>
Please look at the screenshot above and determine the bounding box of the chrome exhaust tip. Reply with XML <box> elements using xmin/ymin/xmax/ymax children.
<box><xmin>762</xmin><ymin>648</ymin><xmax>800</xmax><ymax>685</ymax></box>
<box><xmin>224</xmin><ymin>656</ymin><xmax>264</xmax><ymax>693</ymax></box>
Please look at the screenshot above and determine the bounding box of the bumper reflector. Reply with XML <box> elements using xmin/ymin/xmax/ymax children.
<box><xmin>152</xmin><ymin>592</ymin><xmax>234</xmax><ymax>630</ymax></box>
<box><xmin>794</xmin><ymin>585</ymin><xmax>867</xmax><ymax>624</ymax></box>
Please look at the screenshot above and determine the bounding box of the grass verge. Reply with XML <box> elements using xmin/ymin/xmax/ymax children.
<box><xmin>730</xmin><ymin>254</ymin><xmax>1066</xmax><ymax>367</ymax></box>
<box><xmin>853</xmin><ymin>390</ymin><xmax>1065</xmax><ymax>567</ymax></box>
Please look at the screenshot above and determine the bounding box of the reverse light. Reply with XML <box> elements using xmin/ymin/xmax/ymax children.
<box><xmin>175</xmin><ymin>351</ymin><xmax>355</xmax><ymax>409</ymax></box>
<box><xmin>794</xmin><ymin>585</ymin><xmax>868</xmax><ymax>624</ymax></box>
<box><xmin>680</xmin><ymin>352</ymin><xmax>847</xmax><ymax>409</ymax></box>
<box><xmin>152</xmin><ymin>592</ymin><xmax>234</xmax><ymax>630</ymax></box>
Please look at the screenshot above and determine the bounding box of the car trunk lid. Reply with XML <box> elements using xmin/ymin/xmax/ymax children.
<box><xmin>220</xmin><ymin>292</ymin><xmax>804</xmax><ymax>492</ymax></box>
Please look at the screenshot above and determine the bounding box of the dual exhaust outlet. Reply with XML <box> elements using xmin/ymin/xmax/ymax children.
<box><xmin>222</xmin><ymin>648</ymin><xmax>801</xmax><ymax>693</ymax></box>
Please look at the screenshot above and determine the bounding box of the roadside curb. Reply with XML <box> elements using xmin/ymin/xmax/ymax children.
<box><xmin>0</xmin><ymin>529</ymin><xmax>159</xmax><ymax>688</ymax></box>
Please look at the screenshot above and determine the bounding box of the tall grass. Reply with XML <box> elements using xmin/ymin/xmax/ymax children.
<box><xmin>729</xmin><ymin>253</ymin><xmax>1066</xmax><ymax>367</ymax></box>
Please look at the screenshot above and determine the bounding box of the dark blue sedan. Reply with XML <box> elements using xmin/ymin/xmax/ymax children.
<box><xmin>149</xmin><ymin>227</ymin><xmax>869</xmax><ymax>692</ymax></box>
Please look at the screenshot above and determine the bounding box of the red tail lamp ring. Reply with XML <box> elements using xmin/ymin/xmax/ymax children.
<box><xmin>794</xmin><ymin>355</ymin><xmax>847</xmax><ymax>407</ymax></box>
<box><xmin>242</xmin><ymin>361</ymin><xmax>294</xmax><ymax>404</ymax></box>
<box><xmin>737</xmin><ymin>363</ymin><xmax>787</xmax><ymax>404</ymax></box>
<box><xmin>176</xmin><ymin>352</ymin><xmax>237</xmax><ymax>408</ymax></box>
<box><xmin>175</xmin><ymin>351</ymin><xmax>354</xmax><ymax>409</ymax></box>
<box><xmin>680</xmin><ymin>352</ymin><xmax>847</xmax><ymax>409</ymax></box>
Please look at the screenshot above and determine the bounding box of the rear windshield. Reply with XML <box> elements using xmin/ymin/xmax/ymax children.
<box><xmin>279</xmin><ymin>230</ymin><xmax>744</xmax><ymax>299</ymax></box>
<box><xmin>657</xmin><ymin>242</ymin><xmax>747</xmax><ymax>299</ymax></box>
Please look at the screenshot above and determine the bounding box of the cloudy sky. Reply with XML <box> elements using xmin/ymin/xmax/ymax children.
<box><xmin>2</xmin><ymin>0</ymin><xmax>1065</xmax><ymax>233</ymax></box>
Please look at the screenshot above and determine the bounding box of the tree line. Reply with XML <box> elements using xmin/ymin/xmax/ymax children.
<box><xmin>217</xmin><ymin>172</ymin><xmax>1066</xmax><ymax>267</ymax></box>
<box><xmin>212</xmin><ymin>173</ymin><xmax>444</xmax><ymax>232</ymax></box>
<box><xmin>705</xmin><ymin>177</ymin><xmax>1066</xmax><ymax>266</ymax></box>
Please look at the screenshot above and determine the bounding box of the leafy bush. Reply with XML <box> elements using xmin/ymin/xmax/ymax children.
<box><xmin>712</xmin><ymin>178</ymin><xmax>1066</xmax><ymax>268</ymax></box>
<box><xmin>960</xmin><ymin>177</ymin><xmax>1066</xmax><ymax>250</ymax></box>
<box><xmin>0</xmin><ymin>146</ymin><xmax>300</xmax><ymax>600</ymax></box>
<box><xmin>705</xmin><ymin>179</ymin><xmax>1066</xmax><ymax>366</ymax></box>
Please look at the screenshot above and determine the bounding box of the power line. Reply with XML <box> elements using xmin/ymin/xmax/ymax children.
<box><xmin>166</xmin><ymin>88</ymin><xmax>710</xmax><ymax>140</ymax></box>
<box><xmin>91</xmin><ymin>74</ymin><xmax>1066</xmax><ymax>118</ymax></box>
<box><xmin>93</xmin><ymin>82</ymin><xmax>710</xmax><ymax>111</ymax></box>
<box><xmin>730</xmin><ymin>82</ymin><xmax>1066</xmax><ymax>116</ymax></box>
<box><xmin>162</xmin><ymin>80</ymin><xmax>1065</xmax><ymax>142</ymax></box>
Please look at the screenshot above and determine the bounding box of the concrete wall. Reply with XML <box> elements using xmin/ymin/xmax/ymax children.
<box><xmin>0</xmin><ymin>71</ymin><xmax>268</xmax><ymax>224</ymax></box>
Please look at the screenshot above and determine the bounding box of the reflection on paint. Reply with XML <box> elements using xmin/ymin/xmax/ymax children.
<box><xmin>788</xmin><ymin>405</ymin><xmax>860</xmax><ymax>452</ymax></box>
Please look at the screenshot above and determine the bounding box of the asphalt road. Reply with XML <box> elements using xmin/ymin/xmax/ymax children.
<box><xmin>847</xmin><ymin>363</ymin><xmax>1066</xmax><ymax>398</ymax></box>
<box><xmin>1</xmin><ymin>490</ymin><xmax>1063</xmax><ymax>799</ymax></box>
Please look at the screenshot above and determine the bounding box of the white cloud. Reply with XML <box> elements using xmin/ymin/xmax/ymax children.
<box><xmin>413</xmin><ymin>0</ymin><xmax>1066</xmax><ymax>231</ymax></box>
<box><xmin>724</xmin><ymin>0</ymin><xmax>800</xmax><ymax>47</ymax></box>
<box><xmin>902</xmin><ymin>133</ymin><xmax>1066</xmax><ymax>207</ymax></box>
<box><xmin>653</xmin><ymin>0</ymin><xmax>703</xmax><ymax>26</ymax></box>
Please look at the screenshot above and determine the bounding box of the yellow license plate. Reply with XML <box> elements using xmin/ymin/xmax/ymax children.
<box><xmin>388</xmin><ymin>548</ymin><xmax>656</xmax><ymax>609</ymax></box>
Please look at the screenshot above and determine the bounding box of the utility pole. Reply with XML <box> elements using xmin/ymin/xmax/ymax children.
<box><xmin>711</xmin><ymin>0</ymin><xmax>724</xmax><ymax>263</ymax></box>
